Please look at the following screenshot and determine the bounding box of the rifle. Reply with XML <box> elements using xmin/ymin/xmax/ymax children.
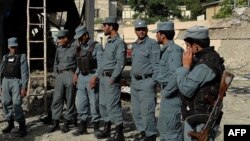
<box><xmin>188</xmin><ymin>70</ymin><xmax>234</xmax><ymax>141</ymax></box>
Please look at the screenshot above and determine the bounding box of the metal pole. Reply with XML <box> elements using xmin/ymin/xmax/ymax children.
<box><xmin>85</xmin><ymin>0</ymin><xmax>94</xmax><ymax>40</ymax></box>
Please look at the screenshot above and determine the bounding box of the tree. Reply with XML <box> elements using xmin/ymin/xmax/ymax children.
<box><xmin>214</xmin><ymin>0</ymin><xmax>233</xmax><ymax>19</ymax></box>
<box><xmin>214</xmin><ymin>0</ymin><xmax>248</xmax><ymax>19</ymax></box>
<box><xmin>128</xmin><ymin>0</ymin><xmax>182</xmax><ymax>23</ymax></box>
<box><xmin>116</xmin><ymin>0</ymin><xmax>128</xmax><ymax>20</ymax></box>
<box><xmin>185</xmin><ymin>0</ymin><xmax>203</xmax><ymax>20</ymax></box>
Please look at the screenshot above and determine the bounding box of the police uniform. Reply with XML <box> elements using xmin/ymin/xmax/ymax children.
<box><xmin>51</xmin><ymin>29</ymin><xmax>77</xmax><ymax>132</ymax></box>
<box><xmin>154</xmin><ymin>22</ymin><xmax>184</xmax><ymax>141</ymax></box>
<box><xmin>176</xmin><ymin>26</ymin><xmax>225</xmax><ymax>141</ymax></box>
<box><xmin>95</xmin><ymin>17</ymin><xmax>126</xmax><ymax>140</ymax></box>
<box><xmin>99</xmin><ymin>34</ymin><xmax>125</xmax><ymax>122</ymax></box>
<box><xmin>130</xmin><ymin>20</ymin><xmax>160</xmax><ymax>140</ymax></box>
<box><xmin>72</xmin><ymin>25</ymin><xmax>102</xmax><ymax>136</ymax></box>
<box><xmin>1</xmin><ymin>37</ymin><xmax>29</xmax><ymax>137</ymax></box>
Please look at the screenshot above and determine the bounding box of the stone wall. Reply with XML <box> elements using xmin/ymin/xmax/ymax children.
<box><xmin>121</xmin><ymin>7</ymin><xmax>250</xmax><ymax>76</ymax></box>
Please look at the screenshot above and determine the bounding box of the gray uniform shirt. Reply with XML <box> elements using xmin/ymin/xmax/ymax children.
<box><xmin>98</xmin><ymin>34</ymin><xmax>126</xmax><ymax>81</ymax></box>
<box><xmin>53</xmin><ymin>42</ymin><xmax>77</xmax><ymax>74</ymax></box>
<box><xmin>156</xmin><ymin>40</ymin><xmax>183</xmax><ymax>97</ymax></box>
<box><xmin>131</xmin><ymin>36</ymin><xmax>160</xmax><ymax>81</ymax></box>
<box><xmin>176</xmin><ymin>65</ymin><xmax>216</xmax><ymax>98</ymax></box>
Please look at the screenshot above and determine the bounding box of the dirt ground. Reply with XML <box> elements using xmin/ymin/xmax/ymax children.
<box><xmin>0</xmin><ymin>69</ymin><xmax>250</xmax><ymax>141</ymax></box>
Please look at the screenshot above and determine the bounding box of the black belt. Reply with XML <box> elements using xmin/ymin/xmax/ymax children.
<box><xmin>102</xmin><ymin>70</ymin><xmax>113</xmax><ymax>77</ymax></box>
<box><xmin>134</xmin><ymin>74</ymin><xmax>152</xmax><ymax>80</ymax></box>
<box><xmin>81</xmin><ymin>70</ymin><xmax>95</xmax><ymax>76</ymax></box>
<box><xmin>4</xmin><ymin>76</ymin><xmax>21</xmax><ymax>79</ymax></box>
<box><xmin>58</xmin><ymin>68</ymin><xmax>74</xmax><ymax>73</ymax></box>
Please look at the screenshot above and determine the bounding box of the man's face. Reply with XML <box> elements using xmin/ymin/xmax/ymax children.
<box><xmin>185</xmin><ymin>42</ymin><xmax>199</xmax><ymax>54</ymax></box>
<box><xmin>135</xmin><ymin>27</ymin><xmax>148</xmax><ymax>40</ymax></box>
<box><xmin>156</xmin><ymin>32</ymin><xmax>163</xmax><ymax>44</ymax></box>
<box><xmin>78</xmin><ymin>33</ymin><xmax>88</xmax><ymax>45</ymax></box>
<box><xmin>8</xmin><ymin>46</ymin><xmax>18</xmax><ymax>54</ymax></box>
<box><xmin>102</xmin><ymin>24</ymin><xmax>112</xmax><ymax>36</ymax></box>
<box><xmin>57</xmin><ymin>36</ymin><xmax>69</xmax><ymax>47</ymax></box>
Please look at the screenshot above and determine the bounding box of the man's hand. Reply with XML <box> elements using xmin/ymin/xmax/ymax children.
<box><xmin>20</xmin><ymin>88</ymin><xmax>27</xmax><ymax>97</ymax></box>
<box><xmin>89</xmin><ymin>76</ymin><xmax>98</xmax><ymax>89</ymax></box>
<box><xmin>183</xmin><ymin>46</ymin><xmax>193</xmax><ymax>69</ymax></box>
<box><xmin>109</xmin><ymin>78</ymin><xmax>114</xmax><ymax>85</ymax></box>
<box><xmin>73</xmin><ymin>73</ymin><xmax>78</xmax><ymax>85</ymax></box>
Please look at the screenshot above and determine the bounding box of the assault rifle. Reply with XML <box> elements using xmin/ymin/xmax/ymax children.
<box><xmin>188</xmin><ymin>70</ymin><xmax>234</xmax><ymax>141</ymax></box>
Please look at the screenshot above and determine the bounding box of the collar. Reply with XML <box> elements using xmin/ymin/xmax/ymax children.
<box><xmin>107</xmin><ymin>34</ymin><xmax>120</xmax><ymax>43</ymax></box>
<box><xmin>195</xmin><ymin>46</ymin><xmax>215</xmax><ymax>59</ymax></box>
<box><xmin>161</xmin><ymin>40</ymin><xmax>174</xmax><ymax>52</ymax></box>
<box><xmin>82</xmin><ymin>40</ymin><xmax>91</xmax><ymax>48</ymax></box>
<box><xmin>135</xmin><ymin>36</ymin><xmax>149</xmax><ymax>45</ymax></box>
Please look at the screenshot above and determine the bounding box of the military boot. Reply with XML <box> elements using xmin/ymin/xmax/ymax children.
<box><xmin>2</xmin><ymin>118</ymin><xmax>15</xmax><ymax>133</ymax></box>
<box><xmin>47</xmin><ymin>120</ymin><xmax>60</xmax><ymax>133</ymax></box>
<box><xmin>73</xmin><ymin>118</ymin><xmax>78</xmax><ymax>127</ymax></box>
<box><xmin>61</xmin><ymin>120</ymin><xmax>70</xmax><ymax>133</ymax></box>
<box><xmin>17</xmin><ymin>122</ymin><xmax>27</xmax><ymax>137</ymax></box>
<box><xmin>144</xmin><ymin>134</ymin><xmax>157</xmax><ymax>141</ymax></box>
<box><xmin>40</xmin><ymin>111</ymin><xmax>52</xmax><ymax>125</ymax></box>
<box><xmin>106</xmin><ymin>124</ymin><xmax>125</xmax><ymax>141</ymax></box>
<box><xmin>72</xmin><ymin>120</ymin><xmax>87</xmax><ymax>136</ymax></box>
<box><xmin>134</xmin><ymin>131</ymin><xmax>146</xmax><ymax>141</ymax></box>
<box><xmin>95</xmin><ymin>122</ymin><xmax>111</xmax><ymax>139</ymax></box>
<box><xmin>93</xmin><ymin>122</ymin><xmax>100</xmax><ymax>136</ymax></box>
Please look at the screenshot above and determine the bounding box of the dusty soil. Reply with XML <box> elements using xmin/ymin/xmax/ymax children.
<box><xmin>0</xmin><ymin>68</ymin><xmax>250</xmax><ymax>141</ymax></box>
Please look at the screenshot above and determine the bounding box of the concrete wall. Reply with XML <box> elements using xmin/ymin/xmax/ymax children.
<box><xmin>119</xmin><ymin>18</ymin><xmax>250</xmax><ymax>74</ymax></box>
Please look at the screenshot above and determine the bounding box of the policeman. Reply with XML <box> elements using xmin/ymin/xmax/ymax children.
<box><xmin>48</xmin><ymin>29</ymin><xmax>77</xmax><ymax>133</ymax></box>
<box><xmin>72</xmin><ymin>25</ymin><xmax>102</xmax><ymax>136</ymax></box>
<box><xmin>94</xmin><ymin>16</ymin><xmax>126</xmax><ymax>141</ymax></box>
<box><xmin>130</xmin><ymin>20</ymin><xmax>160</xmax><ymax>141</ymax></box>
<box><xmin>0</xmin><ymin>37</ymin><xmax>29</xmax><ymax>137</ymax></box>
<box><xmin>154</xmin><ymin>22</ymin><xmax>183</xmax><ymax>141</ymax></box>
<box><xmin>176</xmin><ymin>26</ymin><xmax>225</xmax><ymax>141</ymax></box>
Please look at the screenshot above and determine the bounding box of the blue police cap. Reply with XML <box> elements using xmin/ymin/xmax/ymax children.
<box><xmin>8</xmin><ymin>37</ymin><xmax>18</xmax><ymax>47</ymax></box>
<box><xmin>134</xmin><ymin>20</ymin><xmax>147</xmax><ymax>28</ymax></box>
<box><xmin>74</xmin><ymin>25</ymin><xmax>88</xmax><ymax>39</ymax></box>
<box><xmin>184</xmin><ymin>25</ymin><xmax>209</xmax><ymax>39</ymax></box>
<box><xmin>102</xmin><ymin>16</ymin><xmax>118</xmax><ymax>24</ymax></box>
<box><xmin>153</xmin><ymin>21</ymin><xmax>174</xmax><ymax>32</ymax></box>
<box><xmin>56</xmin><ymin>29</ymin><xmax>69</xmax><ymax>38</ymax></box>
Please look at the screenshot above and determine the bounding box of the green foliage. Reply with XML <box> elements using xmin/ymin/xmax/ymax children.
<box><xmin>128</xmin><ymin>0</ymin><xmax>182</xmax><ymax>22</ymax></box>
<box><xmin>185</xmin><ymin>0</ymin><xmax>203</xmax><ymax>20</ymax></box>
<box><xmin>94</xmin><ymin>18</ymin><xmax>104</xmax><ymax>24</ymax></box>
<box><xmin>214</xmin><ymin>0</ymin><xmax>233</xmax><ymax>19</ymax></box>
<box><xmin>214</xmin><ymin>0</ymin><xmax>248</xmax><ymax>19</ymax></box>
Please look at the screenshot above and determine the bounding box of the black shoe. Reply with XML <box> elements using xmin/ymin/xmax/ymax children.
<box><xmin>95</xmin><ymin>122</ymin><xmax>111</xmax><ymax>139</ymax></box>
<box><xmin>134</xmin><ymin>134</ymin><xmax>156</xmax><ymax>141</ymax></box>
<box><xmin>93</xmin><ymin>122</ymin><xmax>100</xmax><ymax>136</ymax></box>
<box><xmin>73</xmin><ymin>118</ymin><xmax>78</xmax><ymax>127</ymax></box>
<box><xmin>40</xmin><ymin>111</ymin><xmax>52</xmax><ymax>125</ymax></box>
<box><xmin>144</xmin><ymin>135</ymin><xmax>157</xmax><ymax>141</ymax></box>
<box><xmin>61</xmin><ymin>120</ymin><xmax>70</xmax><ymax>133</ymax></box>
<box><xmin>16</xmin><ymin>122</ymin><xmax>27</xmax><ymax>137</ymax></box>
<box><xmin>106</xmin><ymin>124</ymin><xmax>125</xmax><ymax>141</ymax></box>
<box><xmin>72</xmin><ymin>120</ymin><xmax>87</xmax><ymax>136</ymax></box>
<box><xmin>47</xmin><ymin>120</ymin><xmax>60</xmax><ymax>133</ymax></box>
<box><xmin>40</xmin><ymin>116</ymin><xmax>53</xmax><ymax>125</ymax></box>
<box><xmin>2</xmin><ymin>119</ymin><xmax>15</xmax><ymax>133</ymax></box>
